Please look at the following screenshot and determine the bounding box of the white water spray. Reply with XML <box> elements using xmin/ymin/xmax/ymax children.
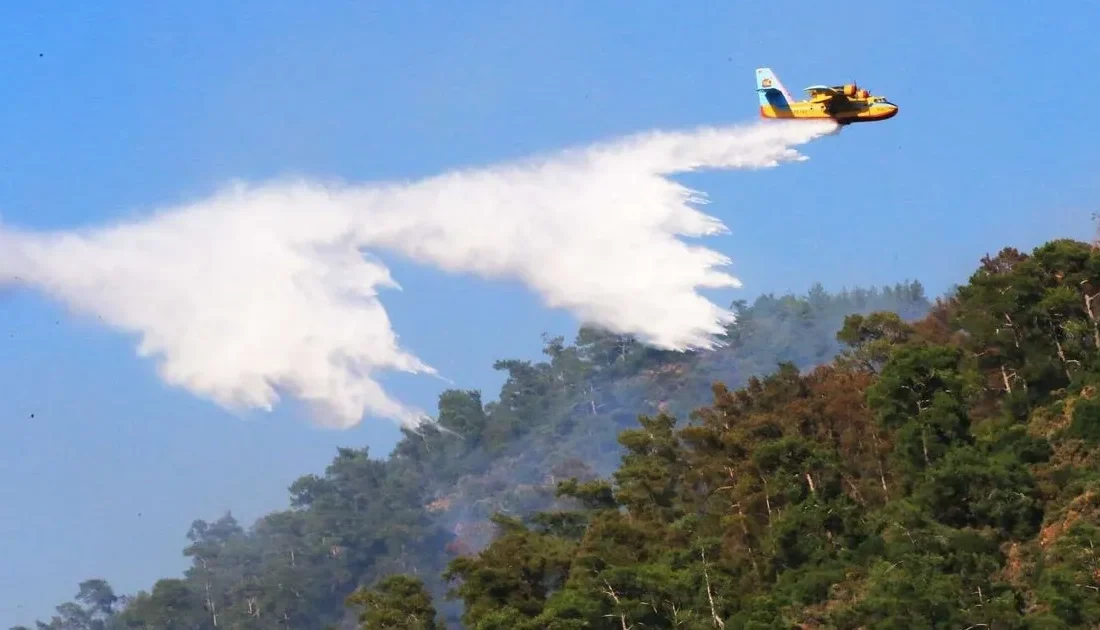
<box><xmin>0</xmin><ymin>119</ymin><xmax>836</xmax><ymax>429</ymax></box>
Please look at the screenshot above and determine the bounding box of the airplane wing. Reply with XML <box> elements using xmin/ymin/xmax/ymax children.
<box><xmin>803</xmin><ymin>85</ymin><xmax>842</xmax><ymax>98</ymax></box>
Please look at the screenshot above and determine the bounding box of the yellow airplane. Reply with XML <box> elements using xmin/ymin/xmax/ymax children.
<box><xmin>755</xmin><ymin>67</ymin><xmax>897</xmax><ymax>125</ymax></box>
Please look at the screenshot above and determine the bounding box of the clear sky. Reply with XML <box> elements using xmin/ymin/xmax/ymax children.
<box><xmin>1</xmin><ymin>1</ymin><xmax>1097</xmax><ymax>626</ymax></box>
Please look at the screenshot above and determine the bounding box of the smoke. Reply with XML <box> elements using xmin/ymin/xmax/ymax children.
<box><xmin>0</xmin><ymin>118</ymin><xmax>836</xmax><ymax>429</ymax></box>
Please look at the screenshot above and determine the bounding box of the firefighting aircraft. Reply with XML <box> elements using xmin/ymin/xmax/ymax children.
<box><xmin>755</xmin><ymin>67</ymin><xmax>898</xmax><ymax>125</ymax></box>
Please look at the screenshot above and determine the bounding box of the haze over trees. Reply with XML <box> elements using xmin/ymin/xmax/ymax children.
<box><xmin>20</xmin><ymin>237</ymin><xmax>1100</xmax><ymax>628</ymax></box>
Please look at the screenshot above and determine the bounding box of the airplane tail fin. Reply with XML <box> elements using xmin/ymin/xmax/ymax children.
<box><xmin>755</xmin><ymin>67</ymin><xmax>794</xmax><ymax>111</ymax></box>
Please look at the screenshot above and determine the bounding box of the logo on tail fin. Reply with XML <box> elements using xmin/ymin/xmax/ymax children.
<box><xmin>761</xmin><ymin>78</ymin><xmax>773</xmax><ymax>88</ymax></box>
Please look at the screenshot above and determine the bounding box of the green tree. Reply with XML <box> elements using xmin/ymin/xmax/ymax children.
<box><xmin>346</xmin><ymin>575</ymin><xmax>441</xmax><ymax>630</ymax></box>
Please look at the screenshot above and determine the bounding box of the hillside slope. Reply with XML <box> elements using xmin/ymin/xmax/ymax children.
<box><xmin>386</xmin><ymin>238</ymin><xmax>1100</xmax><ymax>629</ymax></box>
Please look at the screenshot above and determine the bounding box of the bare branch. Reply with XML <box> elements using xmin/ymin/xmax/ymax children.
<box><xmin>602</xmin><ymin>580</ymin><xmax>633</xmax><ymax>630</ymax></box>
<box><xmin>701</xmin><ymin>549</ymin><xmax>726</xmax><ymax>628</ymax></box>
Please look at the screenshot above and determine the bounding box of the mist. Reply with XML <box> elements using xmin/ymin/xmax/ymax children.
<box><xmin>0</xmin><ymin>118</ymin><xmax>837</xmax><ymax>430</ymax></box>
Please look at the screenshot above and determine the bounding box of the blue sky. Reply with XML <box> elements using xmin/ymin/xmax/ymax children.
<box><xmin>1</xmin><ymin>1</ymin><xmax>1097</xmax><ymax>625</ymax></box>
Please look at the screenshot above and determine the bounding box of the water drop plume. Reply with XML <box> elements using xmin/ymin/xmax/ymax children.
<box><xmin>0</xmin><ymin>119</ymin><xmax>837</xmax><ymax>429</ymax></box>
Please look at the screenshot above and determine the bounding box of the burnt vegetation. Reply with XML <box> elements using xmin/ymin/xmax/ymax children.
<box><xmin>22</xmin><ymin>238</ymin><xmax>1100</xmax><ymax>629</ymax></box>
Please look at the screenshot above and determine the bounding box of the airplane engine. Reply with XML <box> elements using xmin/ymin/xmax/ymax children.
<box><xmin>843</xmin><ymin>84</ymin><xmax>856</xmax><ymax>96</ymax></box>
<box><xmin>857</xmin><ymin>89</ymin><xmax>869</xmax><ymax>98</ymax></box>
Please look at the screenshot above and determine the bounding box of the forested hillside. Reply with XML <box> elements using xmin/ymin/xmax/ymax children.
<box><xmin>29</xmin><ymin>238</ymin><xmax>1100</xmax><ymax>628</ymax></box>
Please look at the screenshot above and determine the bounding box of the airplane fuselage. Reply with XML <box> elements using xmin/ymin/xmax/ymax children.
<box><xmin>759</xmin><ymin>98</ymin><xmax>898</xmax><ymax>125</ymax></box>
